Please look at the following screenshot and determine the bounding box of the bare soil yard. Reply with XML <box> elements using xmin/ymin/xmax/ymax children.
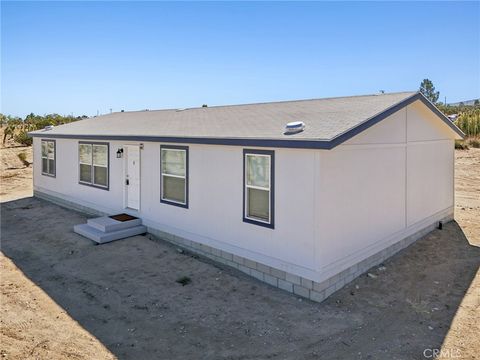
<box><xmin>1</xmin><ymin>139</ymin><xmax>479</xmax><ymax>360</ymax></box>
<box><xmin>0</xmin><ymin>135</ymin><xmax>32</xmax><ymax>202</ymax></box>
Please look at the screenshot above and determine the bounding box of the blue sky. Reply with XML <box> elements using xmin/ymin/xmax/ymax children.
<box><xmin>1</xmin><ymin>1</ymin><xmax>479</xmax><ymax>118</ymax></box>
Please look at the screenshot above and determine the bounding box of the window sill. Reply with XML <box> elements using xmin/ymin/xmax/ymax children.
<box><xmin>78</xmin><ymin>181</ymin><xmax>109</xmax><ymax>191</ymax></box>
<box><xmin>160</xmin><ymin>198</ymin><xmax>188</xmax><ymax>209</ymax></box>
<box><xmin>243</xmin><ymin>217</ymin><xmax>274</xmax><ymax>229</ymax></box>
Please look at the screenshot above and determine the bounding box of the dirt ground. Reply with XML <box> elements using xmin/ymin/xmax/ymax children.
<box><xmin>1</xmin><ymin>139</ymin><xmax>479</xmax><ymax>359</ymax></box>
<box><xmin>0</xmin><ymin>135</ymin><xmax>33</xmax><ymax>202</ymax></box>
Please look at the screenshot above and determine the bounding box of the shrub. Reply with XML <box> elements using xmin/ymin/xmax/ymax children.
<box><xmin>176</xmin><ymin>276</ymin><xmax>191</xmax><ymax>286</ymax></box>
<box><xmin>13</xmin><ymin>130</ymin><xmax>32</xmax><ymax>146</ymax></box>
<box><xmin>17</xmin><ymin>152</ymin><xmax>30</xmax><ymax>167</ymax></box>
<box><xmin>455</xmin><ymin>140</ymin><xmax>469</xmax><ymax>150</ymax></box>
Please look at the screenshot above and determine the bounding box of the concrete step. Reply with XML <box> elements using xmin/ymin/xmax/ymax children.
<box><xmin>87</xmin><ymin>216</ymin><xmax>142</xmax><ymax>233</ymax></box>
<box><xmin>74</xmin><ymin>223</ymin><xmax>147</xmax><ymax>244</ymax></box>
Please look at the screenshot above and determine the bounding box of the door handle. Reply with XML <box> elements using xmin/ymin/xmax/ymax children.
<box><xmin>126</xmin><ymin>179</ymin><xmax>129</xmax><ymax>185</ymax></box>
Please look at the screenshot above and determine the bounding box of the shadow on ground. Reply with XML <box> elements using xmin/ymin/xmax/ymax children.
<box><xmin>1</xmin><ymin>197</ymin><xmax>479</xmax><ymax>359</ymax></box>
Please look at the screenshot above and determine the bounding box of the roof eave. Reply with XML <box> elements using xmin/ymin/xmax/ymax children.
<box><xmin>28</xmin><ymin>133</ymin><xmax>334</xmax><ymax>149</ymax></box>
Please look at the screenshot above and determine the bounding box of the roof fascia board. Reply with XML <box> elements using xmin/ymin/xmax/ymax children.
<box><xmin>28</xmin><ymin>133</ymin><xmax>334</xmax><ymax>149</ymax></box>
<box><xmin>416</xmin><ymin>93</ymin><xmax>465</xmax><ymax>139</ymax></box>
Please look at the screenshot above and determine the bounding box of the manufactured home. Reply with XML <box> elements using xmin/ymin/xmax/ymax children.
<box><xmin>29</xmin><ymin>92</ymin><xmax>464</xmax><ymax>302</ymax></box>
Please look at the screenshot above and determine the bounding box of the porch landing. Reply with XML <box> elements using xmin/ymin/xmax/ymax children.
<box><xmin>73</xmin><ymin>215</ymin><xmax>147</xmax><ymax>244</ymax></box>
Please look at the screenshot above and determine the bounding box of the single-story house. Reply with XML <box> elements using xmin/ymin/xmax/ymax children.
<box><xmin>29</xmin><ymin>91</ymin><xmax>464</xmax><ymax>302</ymax></box>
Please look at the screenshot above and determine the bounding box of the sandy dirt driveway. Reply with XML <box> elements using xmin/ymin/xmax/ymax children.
<box><xmin>1</xmin><ymin>147</ymin><xmax>479</xmax><ymax>360</ymax></box>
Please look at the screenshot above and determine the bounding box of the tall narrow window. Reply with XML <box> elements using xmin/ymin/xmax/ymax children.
<box><xmin>244</xmin><ymin>149</ymin><xmax>274</xmax><ymax>228</ymax></box>
<box><xmin>78</xmin><ymin>142</ymin><xmax>109</xmax><ymax>189</ymax></box>
<box><xmin>41</xmin><ymin>139</ymin><xmax>56</xmax><ymax>177</ymax></box>
<box><xmin>160</xmin><ymin>145</ymin><xmax>188</xmax><ymax>208</ymax></box>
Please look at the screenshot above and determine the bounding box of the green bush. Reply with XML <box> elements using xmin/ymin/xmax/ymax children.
<box><xmin>13</xmin><ymin>130</ymin><xmax>32</xmax><ymax>146</ymax></box>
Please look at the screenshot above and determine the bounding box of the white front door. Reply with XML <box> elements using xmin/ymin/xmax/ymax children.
<box><xmin>125</xmin><ymin>145</ymin><xmax>140</xmax><ymax>210</ymax></box>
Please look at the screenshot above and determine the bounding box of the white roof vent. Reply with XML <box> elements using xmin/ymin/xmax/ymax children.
<box><xmin>43</xmin><ymin>125</ymin><xmax>54</xmax><ymax>131</ymax></box>
<box><xmin>284</xmin><ymin>121</ymin><xmax>305</xmax><ymax>135</ymax></box>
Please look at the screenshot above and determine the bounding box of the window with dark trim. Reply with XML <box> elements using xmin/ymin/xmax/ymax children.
<box><xmin>243</xmin><ymin>149</ymin><xmax>274</xmax><ymax>228</ymax></box>
<box><xmin>78</xmin><ymin>142</ymin><xmax>109</xmax><ymax>189</ymax></box>
<box><xmin>160</xmin><ymin>145</ymin><xmax>188</xmax><ymax>208</ymax></box>
<box><xmin>41</xmin><ymin>139</ymin><xmax>56</xmax><ymax>177</ymax></box>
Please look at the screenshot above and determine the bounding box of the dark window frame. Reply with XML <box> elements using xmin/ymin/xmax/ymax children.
<box><xmin>160</xmin><ymin>145</ymin><xmax>189</xmax><ymax>209</ymax></box>
<box><xmin>41</xmin><ymin>139</ymin><xmax>56</xmax><ymax>177</ymax></box>
<box><xmin>78</xmin><ymin>141</ymin><xmax>110</xmax><ymax>190</ymax></box>
<box><xmin>243</xmin><ymin>149</ymin><xmax>275</xmax><ymax>229</ymax></box>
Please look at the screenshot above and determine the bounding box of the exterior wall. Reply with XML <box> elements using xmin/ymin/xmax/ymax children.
<box><xmin>139</xmin><ymin>144</ymin><xmax>318</xmax><ymax>278</ymax></box>
<box><xmin>316</xmin><ymin>100</ymin><xmax>455</xmax><ymax>282</ymax></box>
<box><xmin>317</xmin><ymin>143</ymin><xmax>407</xmax><ymax>280</ymax></box>
<box><xmin>33</xmin><ymin>138</ymin><xmax>320</xmax><ymax>279</ymax></box>
<box><xmin>406</xmin><ymin>102</ymin><xmax>455</xmax><ymax>227</ymax></box>
<box><xmin>32</xmin><ymin>99</ymin><xmax>457</xmax><ymax>301</ymax></box>
<box><xmin>33</xmin><ymin>137</ymin><xmax>125</xmax><ymax>213</ymax></box>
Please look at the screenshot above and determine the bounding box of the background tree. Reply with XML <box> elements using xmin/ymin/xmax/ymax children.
<box><xmin>3</xmin><ymin>122</ymin><xmax>19</xmax><ymax>144</ymax></box>
<box><xmin>1</xmin><ymin>113</ymin><xmax>88</xmax><ymax>146</ymax></box>
<box><xmin>419</xmin><ymin>79</ymin><xmax>440</xmax><ymax>104</ymax></box>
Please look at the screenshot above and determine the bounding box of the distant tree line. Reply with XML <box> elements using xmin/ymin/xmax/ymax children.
<box><xmin>0</xmin><ymin>113</ymin><xmax>87</xmax><ymax>146</ymax></box>
<box><xmin>419</xmin><ymin>79</ymin><xmax>479</xmax><ymax>143</ymax></box>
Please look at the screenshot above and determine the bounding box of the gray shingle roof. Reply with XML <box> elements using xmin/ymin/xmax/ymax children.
<box><xmin>30</xmin><ymin>91</ymin><xmax>464</xmax><ymax>149</ymax></box>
